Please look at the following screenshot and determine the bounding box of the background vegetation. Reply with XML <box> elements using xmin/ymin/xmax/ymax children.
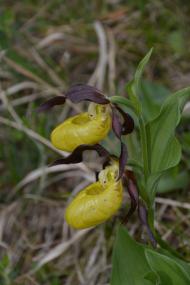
<box><xmin>0</xmin><ymin>0</ymin><xmax>190</xmax><ymax>284</ymax></box>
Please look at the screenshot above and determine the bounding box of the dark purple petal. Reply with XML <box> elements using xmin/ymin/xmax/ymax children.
<box><xmin>125</xmin><ymin>169</ymin><xmax>136</xmax><ymax>182</ymax></box>
<box><xmin>51</xmin><ymin>144</ymin><xmax>110</xmax><ymax>166</ymax></box>
<box><xmin>95</xmin><ymin>171</ymin><xmax>99</xmax><ymax>181</ymax></box>
<box><xmin>118</xmin><ymin>142</ymin><xmax>128</xmax><ymax>180</ymax></box>
<box><xmin>122</xmin><ymin>179</ymin><xmax>138</xmax><ymax>224</ymax></box>
<box><xmin>111</xmin><ymin>107</ymin><xmax>122</xmax><ymax>139</ymax></box>
<box><xmin>66</xmin><ymin>84</ymin><xmax>109</xmax><ymax>104</ymax></box>
<box><xmin>138</xmin><ymin>202</ymin><xmax>157</xmax><ymax>247</ymax></box>
<box><xmin>121</xmin><ymin>113</ymin><xmax>134</xmax><ymax>135</ymax></box>
<box><xmin>102</xmin><ymin>154</ymin><xmax>117</xmax><ymax>169</ymax></box>
<box><xmin>36</xmin><ymin>96</ymin><xmax>66</xmax><ymax>112</ymax></box>
<box><xmin>115</xmin><ymin>105</ymin><xmax>134</xmax><ymax>135</ymax></box>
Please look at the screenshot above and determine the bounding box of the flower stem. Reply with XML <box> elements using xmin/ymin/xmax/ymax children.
<box><xmin>139</xmin><ymin>116</ymin><xmax>150</xmax><ymax>180</ymax></box>
<box><xmin>139</xmin><ymin>116</ymin><xmax>156</xmax><ymax>245</ymax></box>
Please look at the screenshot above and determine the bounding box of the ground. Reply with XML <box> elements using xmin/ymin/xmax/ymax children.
<box><xmin>0</xmin><ymin>1</ymin><xmax>190</xmax><ymax>284</ymax></box>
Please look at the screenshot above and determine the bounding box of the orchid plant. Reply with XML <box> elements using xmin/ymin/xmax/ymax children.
<box><xmin>38</xmin><ymin>49</ymin><xmax>190</xmax><ymax>285</ymax></box>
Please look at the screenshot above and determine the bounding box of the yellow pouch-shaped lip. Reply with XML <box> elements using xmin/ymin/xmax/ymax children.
<box><xmin>51</xmin><ymin>111</ymin><xmax>111</xmax><ymax>152</ymax></box>
<box><xmin>65</xmin><ymin>180</ymin><xmax>123</xmax><ymax>229</ymax></box>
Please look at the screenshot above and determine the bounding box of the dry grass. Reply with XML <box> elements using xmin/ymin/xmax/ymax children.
<box><xmin>0</xmin><ymin>1</ymin><xmax>190</xmax><ymax>284</ymax></box>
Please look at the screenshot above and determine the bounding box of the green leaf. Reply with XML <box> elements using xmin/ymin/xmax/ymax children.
<box><xmin>126</xmin><ymin>80</ymin><xmax>142</xmax><ymax>114</ymax></box>
<box><xmin>140</xmin><ymin>80</ymin><xmax>170</xmax><ymax>122</ymax></box>
<box><xmin>144</xmin><ymin>271</ymin><xmax>161</xmax><ymax>284</ymax></box>
<box><xmin>111</xmin><ymin>225</ymin><xmax>153</xmax><ymax>285</ymax></box>
<box><xmin>157</xmin><ymin>248</ymin><xmax>190</xmax><ymax>277</ymax></box>
<box><xmin>133</xmin><ymin>48</ymin><xmax>153</xmax><ymax>97</ymax></box>
<box><xmin>145</xmin><ymin>249</ymin><xmax>190</xmax><ymax>285</ymax></box>
<box><xmin>126</xmin><ymin>48</ymin><xmax>153</xmax><ymax>114</ymax></box>
<box><xmin>147</xmin><ymin>87</ymin><xmax>190</xmax><ymax>174</ymax></box>
<box><xmin>109</xmin><ymin>96</ymin><xmax>136</xmax><ymax>113</ymax></box>
<box><xmin>157</xmin><ymin>168</ymin><xmax>189</xmax><ymax>193</ymax></box>
<box><xmin>111</xmin><ymin>225</ymin><xmax>190</xmax><ymax>285</ymax></box>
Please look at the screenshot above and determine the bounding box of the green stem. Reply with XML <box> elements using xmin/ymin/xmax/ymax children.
<box><xmin>138</xmin><ymin>116</ymin><xmax>151</xmax><ymax>207</ymax></box>
<box><xmin>139</xmin><ymin>116</ymin><xmax>150</xmax><ymax>181</ymax></box>
<box><xmin>139</xmin><ymin>116</ymin><xmax>156</xmax><ymax>246</ymax></box>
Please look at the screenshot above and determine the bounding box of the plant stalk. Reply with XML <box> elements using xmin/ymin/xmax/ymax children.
<box><xmin>139</xmin><ymin>116</ymin><xmax>150</xmax><ymax>181</ymax></box>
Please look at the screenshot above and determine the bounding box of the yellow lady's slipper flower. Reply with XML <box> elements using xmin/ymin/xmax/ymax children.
<box><xmin>65</xmin><ymin>161</ymin><xmax>123</xmax><ymax>229</ymax></box>
<box><xmin>37</xmin><ymin>84</ymin><xmax>134</xmax><ymax>152</ymax></box>
<box><xmin>51</xmin><ymin>104</ymin><xmax>111</xmax><ymax>152</ymax></box>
